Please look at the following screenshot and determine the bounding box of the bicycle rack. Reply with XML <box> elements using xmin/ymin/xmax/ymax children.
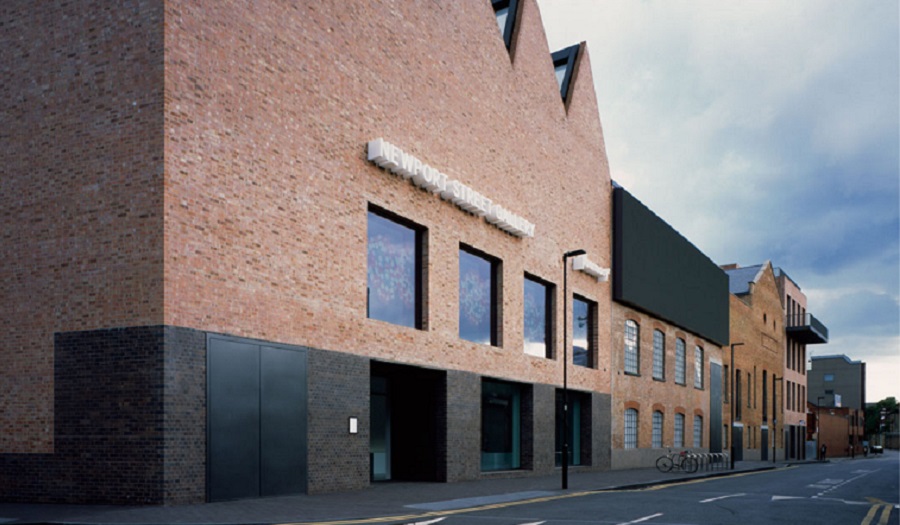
<box><xmin>686</xmin><ymin>452</ymin><xmax>729</xmax><ymax>471</ymax></box>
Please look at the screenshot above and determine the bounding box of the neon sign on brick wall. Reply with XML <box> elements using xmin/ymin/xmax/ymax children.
<box><xmin>367</xmin><ymin>138</ymin><xmax>536</xmax><ymax>238</ymax></box>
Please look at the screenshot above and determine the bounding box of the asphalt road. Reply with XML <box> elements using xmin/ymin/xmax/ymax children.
<box><xmin>398</xmin><ymin>453</ymin><xmax>899</xmax><ymax>525</ymax></box>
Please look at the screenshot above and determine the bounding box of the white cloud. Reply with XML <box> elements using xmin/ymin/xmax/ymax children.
<box><xmin>538</xmin><ymin>0</ymin><xmax>900</xmax><ymax>401</ymax></box>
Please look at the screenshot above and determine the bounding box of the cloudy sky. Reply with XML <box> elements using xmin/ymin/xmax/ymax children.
<box><xmin>538</xmin><ymin>0</ymin><xmax>899</xmax><ymax>403</ymax></box>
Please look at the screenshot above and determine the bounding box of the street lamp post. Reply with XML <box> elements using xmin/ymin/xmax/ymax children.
<box><xmin>772</xmin><ymin>375</ymin><xmax>783</xmax><ymax>463</ymax></box>
<box><xmin>817</xmin><ymin>396</ymin><xmax>825</xmax><ymax>459</ymax></box>
<box><xmin>730</xmin><ymin>342</ymin><xmax>744</xmax><ymax>470</ymax></box>
<box><xmin>561</xmin><ymin>249</ymin><xmax>586</xmax><ymax>490</ymax></box>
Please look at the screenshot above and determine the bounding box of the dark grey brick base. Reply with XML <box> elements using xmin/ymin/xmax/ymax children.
<box><xmin>0</xmin><ymin>326</ymin><xmax>206</xmax><ymax>505</ymax></box>
<box><xmin>1</xmin><ymin>328</ymin><xmax>614</xmax><ymax>504</ymax></box>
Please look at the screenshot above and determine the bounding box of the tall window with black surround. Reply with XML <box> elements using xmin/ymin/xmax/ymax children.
<box><xmin>523</xmin><ymin>274</ymin><xmax>554</xmax><ymax>359</ymax></box>
<box><xmin>367</xmin><ymin>206</ymin><xmax>426</xmax><ymax>329</ymax></box>
<box><xmin>459</xmin><ymin>245</ymin><xmax>500</xmax><ymax>346</ymax></box>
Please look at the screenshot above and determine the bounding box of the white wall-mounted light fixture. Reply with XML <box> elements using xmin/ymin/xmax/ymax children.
<box><xmin>349</xmin><ymin>417</ymin><xmax>358</xmax><ymax>435</ymax></box>
<box><xmin>572</xmin><ymin>254</ymin><xmax>610</xmax><ymax>282</ymax></box>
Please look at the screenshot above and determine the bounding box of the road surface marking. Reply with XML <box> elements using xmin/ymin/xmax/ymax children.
<box><xmin>771</xmin><ymin>495</ymin><xmax>805</xmax><ymax>501</ymax></box>
<box><xmin>861</xmin><ymin>502</ymin><xmax>894</xmax><ymax>525</ymax></box>
<box><xmin>700</xmin><ymin>493</ymin><xmax>746</xmax><ymax>503</ymax></box>
<box><xmin>616</xmin><ymin>513</ymin><xmax>663</xmax><ymax>525</ymax></box>
<box><xmin>517</xmin><ymin>522</ymin><xmax>546</xmax><ymax>525</ymax></box>
<box><xmin>408</xmin><ymin>519</ymin><xmax>446</xmax><ymax>525</ymax></box>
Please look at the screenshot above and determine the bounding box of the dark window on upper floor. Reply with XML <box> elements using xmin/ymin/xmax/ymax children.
<box><xmin>551</xmin><ymin>44</ymin><xmax>579</xmax><ymax>104</ymax></box>
<box><xmin>675</xmin><ymin>338</ymin><xmax>686</xmax><ymax>385</ymax></box>
<box><xmin>459</xmin><ymin>245</ymin><xmax>501</xmax><ymax>346</ymax></box>
<box><xmin>624</xmin><ymin>320</ymin><xmax>639</xmax><ymax>375</ymax></box>
<box><xmin>573</xmin><ymin>295</ymin><xmax>596</xmax><ymax>368</ymax></box>
<box><xmin>524</xmin><ymin>274</ymin><xmax>554</xmax><ymax>358</ymax></box>
<box><xmin>367</xmin><ymin>206</ymin><xmax>425</xmax><ymax>329</ymax></box>
<box><xmin>492</xmin><ymin>0</ymin><xmax>519</xmax><ymax>52</ymax></box>
<box><xmin>652</xmin><ymin>330</ymin><xmax>665</xmax><ymax>380</ymax></box>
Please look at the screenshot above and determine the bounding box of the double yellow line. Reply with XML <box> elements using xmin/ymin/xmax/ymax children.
<box><xmin>861</xmin><ymin>498</ymin><xmax>894</xmax><ymax>525</ymax></box>
<box><xmin>283</xmin><ymin>468</ymin><xmax>782</xmax><ymax>525</ymax></box>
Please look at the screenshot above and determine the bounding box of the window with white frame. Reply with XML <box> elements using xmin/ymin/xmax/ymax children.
<box><xmin>694</xmin><ymin>346</ymin><xmax>704</xmax><ymax>389</ymax></box>
<box><xmin>624</xmin><ymin>320</ymin><xmax>639</xmax><ymax>374</ymax></box>
<box><xmin>675</xmin><ymin>338</ymin><xmax>686</xmax><ymax>384</ymax></box>
<box><xmin>624</xmin><ymin>408</ymin><xmax>638</xmax><ymax>449</ymax></box>
<box><xmin>652</xmin><ymin>411</ymin><xmax>663</xmax><ymax>448</ymax></box>
<box><xmin>674</xmin><ymin>413</ymin><xmax>685</xmax><ymax>448</ymax></box>
<box><xmin>693</xmin><ymin>415</ymin><xmax>703</xmax><ymax>447</ymax></box>
<box><xmin>652</xmin><ymin>330</ymin><xmax>665</xmax><ymax>380</ymax></box>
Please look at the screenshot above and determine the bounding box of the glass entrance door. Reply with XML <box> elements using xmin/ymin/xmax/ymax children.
<box><xmin>370</xmin><ymin>376</ymin><xmax>391</xmax><ymax>481</ymax></box>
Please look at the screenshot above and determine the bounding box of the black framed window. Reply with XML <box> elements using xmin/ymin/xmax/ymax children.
<box><xmin>523</xmin><ymin>275</ymin><xmax>553</xmax><ymax>358</ymax></box>
<box><xmin>481</xmin><ymin>379</ymin><xmax>522</xmax><ymax>471</ymax></box>
<box><xmin>550</xmin><ymin>44</ymin><xmax>579</xmax><ymax>103</ymax></box>
<box><xmin>624</xmin><ymin>320</ymin><xmax>639</xmax><ymax>374</ymax></box>
<box><xmin>459</xmin><ymin>246</ymin><xmax>500</xmax><ymax>346</ymax></box>
<box><xmin>491</xmin><ymin>0</ymin><xmax>519</xmax><ymax>51</ymax></box>
<box><xmin>367</xmin><ymin>206</ymin><xmax>424</xmax><ymax>329</ymax></box>
<box><xmin>573</xmin><ymin>296</ymin><xmax>595</xmax><ymax>368</ymax></box>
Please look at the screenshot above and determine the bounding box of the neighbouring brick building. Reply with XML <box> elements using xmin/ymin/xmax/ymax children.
<box><xmin>776</xmin><ymin>268</ymin><xmax>828</xmax><ymax>460</ymax></box>
<box><xmin>1</xmin><ymin>1</ymin><xmax>615</xmax><ymax>504</ymax></box>
<box><xmin>610</xmin><ymin>187</ymin><xmax>728</xmax><ymax>468</ymax></box>
<box><xmin>722</xmin><ymin>262</ymin><xmax>785</xmax><ymax>461</ymax></box>
<box><xmin>808</xmin><ymin>402</ymin><xmax>865</xmax><ymax>458</ymax></box>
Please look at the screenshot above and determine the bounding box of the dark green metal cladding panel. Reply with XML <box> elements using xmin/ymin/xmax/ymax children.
<box><xmin>208</xmin><ymin>338</ymin><xmax>261</xmax><ymax>501</ymax></box>
<box><xmin>613</xmin><ymin>187</ymin><xmax>729</xmax><ymax>346</ymax></box>
<box><xmin>709</xmin><ymin>362</ymin><xmax>723</xmax><ymax>453</ymax></box>
<box><xmin>261</xmin><ymin>345</ymin><xmax>308</xmax><ymax>496</ymax></box>
<box><xmin>207</xmin><ymin>335</ymin><xmax>308</xmax><ymax>502</ymax></box>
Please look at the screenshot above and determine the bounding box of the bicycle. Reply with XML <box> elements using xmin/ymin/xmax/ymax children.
<box><xmin>656</xmin><ymin>449</ymin><xmax>698</xmax><ymax>473</ymax></box>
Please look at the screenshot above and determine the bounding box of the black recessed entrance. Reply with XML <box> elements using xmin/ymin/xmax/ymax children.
<box><xmin>207</xmin><ymin>335</ymin><xmax>308</xmax><ymax>502</ymax></box>
<box><xmin>370</xmin><ymin>362</ymin><xmax>446</xmax><ymax>482</ymax></box>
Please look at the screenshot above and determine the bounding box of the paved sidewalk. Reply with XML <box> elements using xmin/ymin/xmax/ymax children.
<box><xmin>0</xmin><ymin>458</ymin><xmax>837</xmax><ymax>525</ymax></box>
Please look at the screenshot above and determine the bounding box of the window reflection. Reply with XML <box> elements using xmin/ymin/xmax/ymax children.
<box><xmin>482</xmin><ymin>380</ymin><xmax>521</xmax><ymax>471</ymax></box>
<box><xmin>367</xmin><ymin>210</ymin><xmax>420</xmax><ymax>328</ymax></box>
<box><xmin>573</xmin><ymin>296</ymin><xmax>593</xmax><ymax>368</ymax></box>
<box><xmin>524</xmin><ymin>276</ymin><xmax>551</xmax><ymax>358</ymax></box>
<box><xmin>460</xmin><ymin>248</ymin><xmax>497</xmax><ymax>345</ymax></box>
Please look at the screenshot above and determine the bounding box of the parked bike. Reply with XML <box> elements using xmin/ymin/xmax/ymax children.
<box><xmin>656</xmin><ymin>449</ymin><xmax>698</xmax><ymax>473</ymax></box>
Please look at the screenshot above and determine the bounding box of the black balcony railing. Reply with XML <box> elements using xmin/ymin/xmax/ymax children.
<box><xmin>785</xmin><ymin>312</ymin><xmax>828</xmax><ymax>344</ymax></box>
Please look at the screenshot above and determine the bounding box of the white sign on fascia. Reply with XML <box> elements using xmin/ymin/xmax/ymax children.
<box><xmin>572</xmin><ymin>254</ymin><xmax>610</xmax><ymax>282</ymax></box>
<box><xmin>367</xmin><ymin>138</ymin><xmax>536</xmax><ymax>238</ymax></box>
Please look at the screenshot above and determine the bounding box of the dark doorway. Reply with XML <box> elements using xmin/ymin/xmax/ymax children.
<box><xmin>761</xmin><ymin>427</ymin><xmax>769</xmax><ymax>461</ymax></box>
<box><xmin>370</xmin><ymin>362</ymin><xmax>446</xmax><ymax>482</ymax></box>
<box><xmin>732</xmin><ymin>425</ymin><xmax>744</xmax><ymax>461</ymax></box>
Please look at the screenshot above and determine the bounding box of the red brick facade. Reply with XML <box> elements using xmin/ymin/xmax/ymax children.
<box><xmin>161</xmin><ymin>0</ymin><xmax>613</xmax><ymax>397</ymax></box>
<box><xmin>610</xmin><ymin>303</ymin><xmax>723</xmax><ymax>468</ymax></box>
<box><xmin>0</xmin><ymin>0</ymin><xmax>166</xmax><ymax>453</ymax></box>
<box><xmin>723</xmin><ymin>262</ymin><xmax>786</xmax><ymax>461</ymax></box>
<box><xmin>2</xmin><ymin>0</ymin><xmax>614</xmax><ymax>503</ymax></box>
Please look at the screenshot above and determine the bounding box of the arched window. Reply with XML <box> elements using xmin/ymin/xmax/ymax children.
<box><xmin>674</xmin><ymin>413</ymin><xmax>685</xmax><ymax>448</ymax></box>
<box><xmin>693</xmin><ymin>415</ymin><xmax>703</xmax><ymax>448</ymax></box>
<box><xmin>694</xmin><ymin>346</ymin><xmax>704</xmax><ymax>389</ymax></box>
<box><xmin>652</xmin><ymin>411</ymin><xmax>664</xmax><ymax>448</ymax></box>
<box><xmin>652</xmin><ymin>330</ymin><xmax>665</xmax><ymax>380</ymax></box>
<box><xmin>625</xmin><ymin>408</ymin><xmax>638</xmax><ymax>449</ymax></box>
<box><xmin>624</xmin><ymin>320</ymin><xmax>639</xmax><ymax>374</ymax></box>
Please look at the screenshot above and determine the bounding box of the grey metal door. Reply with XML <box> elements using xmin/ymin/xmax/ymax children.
<box><xmin>208</xmin><ymin>336</ymin><xmax>307</xmax><ymax>501</ymax></box>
